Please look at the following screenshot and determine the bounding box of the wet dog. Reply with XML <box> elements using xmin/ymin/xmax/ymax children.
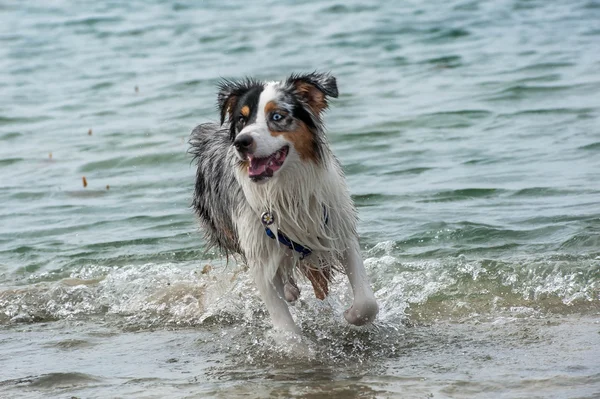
<box><xmin>190</xmin><ymin>72</ymin><xmax>378</xmax><ymax>333</ymax></box>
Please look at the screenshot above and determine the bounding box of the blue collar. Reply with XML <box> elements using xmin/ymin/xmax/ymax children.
<box><xmin>260</xmin><ymin>208</ymin><xmax>328</xmax><ymax>260</ymax></box>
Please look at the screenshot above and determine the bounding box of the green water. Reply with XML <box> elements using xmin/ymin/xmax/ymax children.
<box><xmin>1</xmin><ymin>0</ymin><xmax>599</xmax><ymax>398</ymax></box>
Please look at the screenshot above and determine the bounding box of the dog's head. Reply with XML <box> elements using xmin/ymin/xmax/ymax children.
<box><xmin>217</xmin><ymin>72</ymin><xmax>338</xmax><ymax>183</ymax></box>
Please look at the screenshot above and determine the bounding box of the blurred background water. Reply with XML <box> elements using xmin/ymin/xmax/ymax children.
<box><xmin>1</xmin><ymin>0</ymin><xmax>599</xmax><ymax>398</ymax></box>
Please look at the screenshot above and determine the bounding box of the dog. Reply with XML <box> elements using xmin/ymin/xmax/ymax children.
<box><xmin>190</xmin><ymin>72</ymin><xmax>378</xmax><ymax>333</ymax></box>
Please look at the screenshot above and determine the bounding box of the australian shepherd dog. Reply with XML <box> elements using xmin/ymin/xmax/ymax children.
<box><xmin>190</xmin><ymin>72</ymin><xmax>378</xmax><ymax>333</ymax></box>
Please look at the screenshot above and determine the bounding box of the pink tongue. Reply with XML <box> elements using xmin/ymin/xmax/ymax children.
<box><xmin>248</xmin><ymin>157</ymin><xmax>270</xmax><ymax>177</ymax></box>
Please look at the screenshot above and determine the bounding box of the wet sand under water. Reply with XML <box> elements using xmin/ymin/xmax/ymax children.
<box><xmin>1</xmin><ymin>314</ymin><xmax>599</xmax><ymax>398</ymax></box>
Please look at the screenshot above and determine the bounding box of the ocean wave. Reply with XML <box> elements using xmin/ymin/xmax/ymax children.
<box><xmin>1</xmin><ymin>250</ymin><xmax>598</xmax><ymax>329</ymax></box>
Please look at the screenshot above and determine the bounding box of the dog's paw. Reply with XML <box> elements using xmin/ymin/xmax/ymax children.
<box><xmin>344</xmin><ymin>297</ymin><xmax>379</xmax><ymax>326</ymax></box>
<box><xmin>284</xmin><ymin>281</ymin><xmax>300</xmax><ymax>302</ymax></box>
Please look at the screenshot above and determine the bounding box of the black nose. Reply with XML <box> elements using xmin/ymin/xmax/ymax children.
<box><xmin>234</xmin><ymin>134</ymin><xmax>254</xmax><ymax>153</ymax></box>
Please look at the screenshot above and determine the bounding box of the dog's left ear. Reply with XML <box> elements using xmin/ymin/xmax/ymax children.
<box><xmin>287</xmin><ymin>72</ymin><xmax>339</xmax><ymax>115</ymax></box>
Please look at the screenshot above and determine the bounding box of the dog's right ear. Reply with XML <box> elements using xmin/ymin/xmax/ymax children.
<box><xmin>217</xmin><ymin>80</ymin><xmax>238</xmax><ymax>126</ymax></box>
<box><xmin>217</xmin><ymin>78</ymin><xmax>260</xmax><ymax>126</ymax></box>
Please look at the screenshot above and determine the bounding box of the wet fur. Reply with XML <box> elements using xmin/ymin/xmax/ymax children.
<box><xmin>189</xmin><ymin>122</ymin><xmax>354</xmax><ymax>294</ymax></box>
<box><xmin>190</xmin><ymin>72</ymin><xmax>378</xmax><ymax>332</ymax></box>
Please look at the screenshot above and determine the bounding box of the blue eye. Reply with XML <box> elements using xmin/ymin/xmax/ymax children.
<box><xmin>271</xmin><ymin>112</ymin><xmax>283</xmax><ymax>122</ymax></box>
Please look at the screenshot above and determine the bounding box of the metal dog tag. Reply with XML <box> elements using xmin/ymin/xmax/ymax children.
<box><xmin>261</xmin><ymin>211</ymin><xmax>275</xmax><ymax>226</ymax></box>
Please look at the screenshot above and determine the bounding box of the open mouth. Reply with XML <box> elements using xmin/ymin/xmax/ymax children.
<box><xmin>247</xmin><ymin>146</ymin><xmax>289</xmax><ymax>182</ymax></box>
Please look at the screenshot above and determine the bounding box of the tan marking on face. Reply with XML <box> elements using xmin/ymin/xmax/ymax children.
<box><xmin>295</xmin><ymin>82</ymin><xmax>327</xmax><ymax>114</ymax></box>
<box><xmin>240</xmin><ymin>105</ymin><xmax>250</xmax><ymax>117</ymax></box>
<box><xmin>264</xmin><ymin>100</ymin><xmax>278</xmax><ymax>115</ymax></box>
<box><xmin>270</xmin><ymin>120</ymin><xmax>317</xmax><ymax>162</ymax></box>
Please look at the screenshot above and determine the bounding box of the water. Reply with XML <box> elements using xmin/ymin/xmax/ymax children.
<box><xmin>1</xmin><ymin>0</ymin><xmax>600</xmax><ymax>397</ymax></box>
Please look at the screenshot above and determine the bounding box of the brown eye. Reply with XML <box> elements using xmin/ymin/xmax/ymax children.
<box><xmin>236</xmin><ymin>116</ymin><xmax>246</xmax><ymax>129</ymax></box>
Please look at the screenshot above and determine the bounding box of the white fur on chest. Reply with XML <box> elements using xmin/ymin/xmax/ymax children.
<box><xmin>233</xmin><ymin>155</ymin><xmax>357</xmax><ymax>281</ymax></box>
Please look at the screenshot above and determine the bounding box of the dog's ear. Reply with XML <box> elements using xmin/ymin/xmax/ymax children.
<box><xmin>217</xmin><ymin>78</ymin><xmax>260</xmax><ymax>126</ymax></box>
<box><xmin>287</xmin><ymin>72</ymin><xmax>339</xmax><ymax>115</ymax></box>
<box><xmin>217</xmin><ymin>79</ymin><xmax>240</xmax><ymax>126</ymax></box>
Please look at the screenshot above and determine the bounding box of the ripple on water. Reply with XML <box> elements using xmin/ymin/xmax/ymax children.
<box><xmin>420</xmin><ymin>54</ymin><xmax>463</xmax><ymax>68</ymax></box>
<box><xmin>419</xmin><ymin>188</ymin><xmax>503</xmax><ymax>202</ymax></box>
<box><xmin>63</xmin><ymin>16</ymin><xmax>123</xmax><ymax>27</ymax></box>
<box><xmin>503</xmin><ymin>107</ymin><xmax>596</xmax><ymax>117</ymax></box>
<box><xmin>43</xmin><ymin>339</ymin><xmax>96</xmax><ymax>350</ymax></box>
<box><xmin>422</xmin><ymin>27</ymin><xmax>471</xmax><ymax>43</ymax></box>
<box><xmin>0</xmin><ymin>158</ymin><xmax>23</xmax><ymax>167</ymax></box>
<box><xmin>559</xmin><ymin>232</ymin><xmax>600</xmax><ymax>250</ymax></box>
<box><xmin>0</xmin><ymin>115</ymin><xmax>50</xmax><ymax>125</ymax></box>
<box><xmin>510</xmin><ymin>187</ymin><xmax>578</xmax><ymax>197</ymax></box>
<box><xmin>0</xmin><ymin>132</ymin><xmax>22</xmax><ymax>141</ymax></box>
<box><xmin>381</xmin><ymin>167</ymin><xmax>433</xmax><ymax>176</ymax></box>
<box><xmin>510</xmin><ymin>61</ymin><xmax>576</xmax><ymax>73</ymax></box>
<box><xmin>407</xmin><ymin>109</ymin><xmax>491</xmax><ymax>129</ymax></box>
<box><xmin>578</xmin><ymin>141</ymin><xmax>600</xmax><ymax>151</ymax></box>
<box><xmin>18</xmin><ymin>372</ymin><xmax>100</xmax><ymax>389</ymax></box>
<box><xmin>489</xmin><ymin>82</ymin><xmax>600</xmax><ymax>102</ymax></box>
<box><xmin>352</xmin><ymin>193</ymin><xmax>405</xmax><ymax>207</ymax></box>
<box><xmin>321</xmin><ymin>4</ymin><xmax>380</xmax><ymax>14</ymax></box>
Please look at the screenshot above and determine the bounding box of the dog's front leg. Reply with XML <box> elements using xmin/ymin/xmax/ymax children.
<box><xmin>343</xmin><ymin>239</ymin><xmax>378</xmax><ymax>326</ymax></box>
<box><xmin>252</xmin><ymin>262</ymin><xmax>300</xmax><ymax>334</ymax></box>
